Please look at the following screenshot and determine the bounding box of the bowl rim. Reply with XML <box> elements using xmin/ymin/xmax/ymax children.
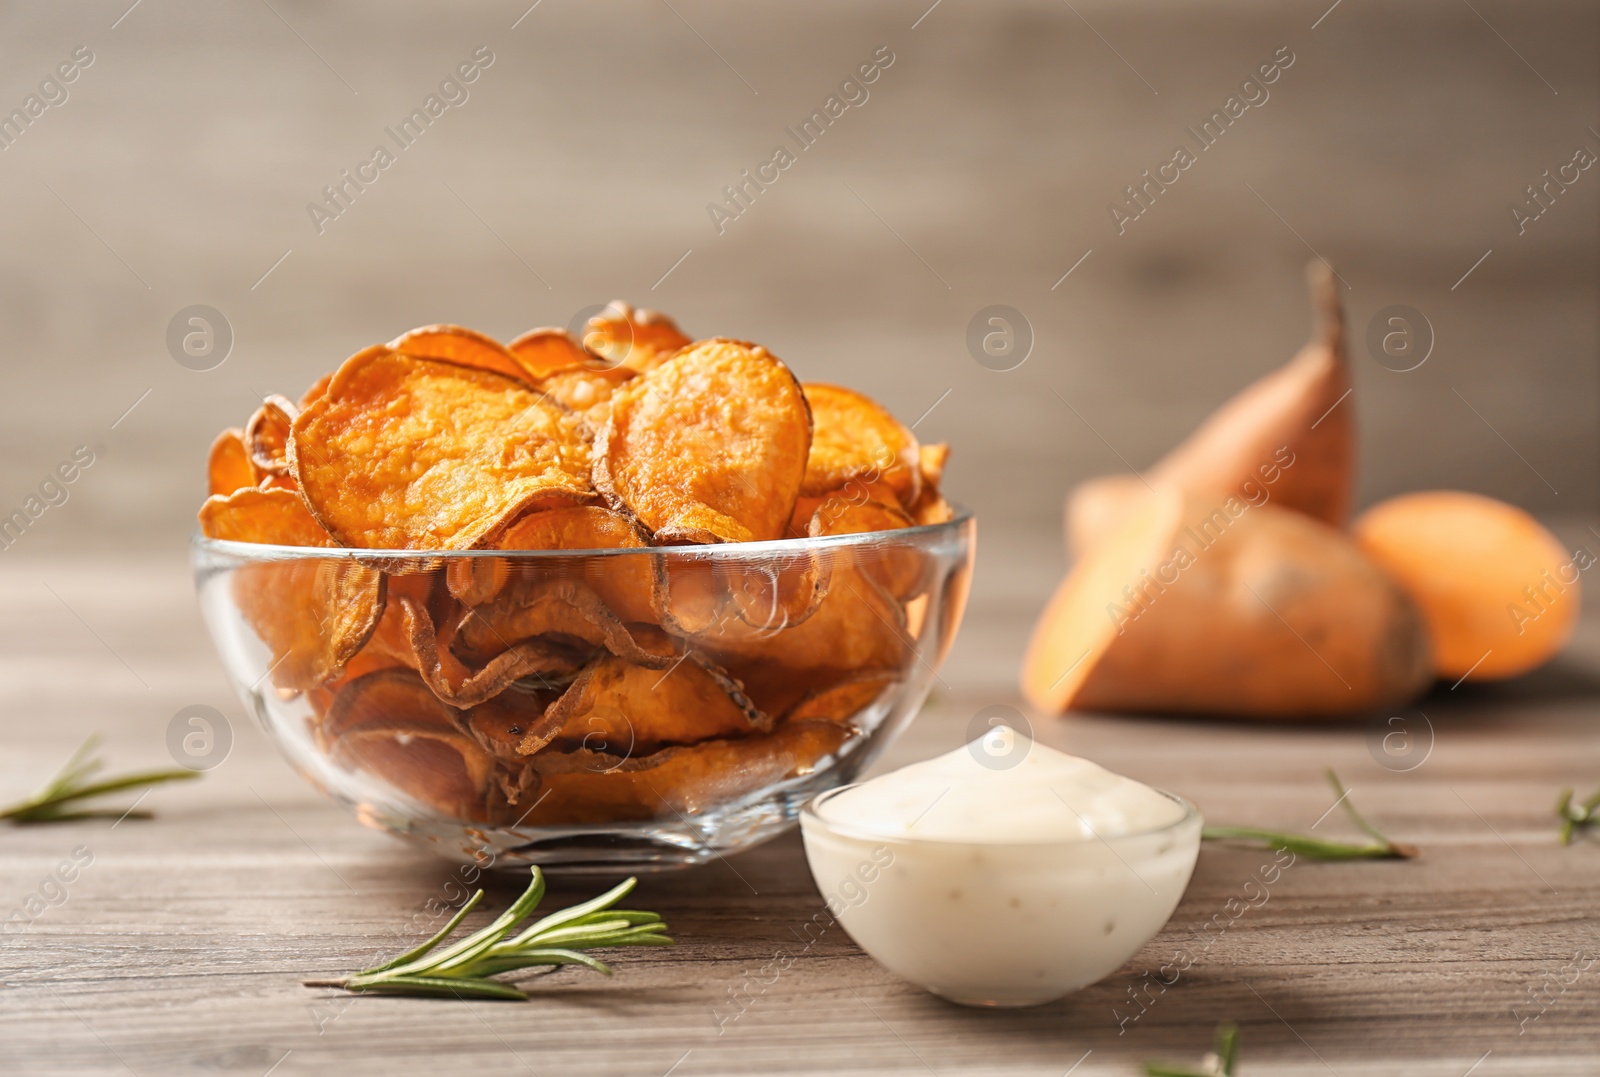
<box><xmin>190</xmin><ymin>504</ymin><xmax>974</xmax><ymax>561</ymax></box>
<box><xmin>800</xmin><ymin>782</ymin><xmax>1202</xmax><ymax>849</ymax></box>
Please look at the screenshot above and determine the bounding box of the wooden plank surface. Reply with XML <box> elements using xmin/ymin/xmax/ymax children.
<box><xmin>2</xmin><ymin>520</ymin><xmax>1597</xmax><ymax>1076</ymax></box>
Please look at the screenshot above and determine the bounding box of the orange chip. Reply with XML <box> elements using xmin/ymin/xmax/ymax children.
<box><xmin>534</xmin><ymin>652</ymin><xmax>767</xmax><ymax>756</ymax></box>
<box><xmin>784</xmin><ymin>669</ymin><xmax>901</xmax><ymax>725</ymax></box>
<box><xmin>450</xmin><ymin>577</ymin><xmax>678</xmax><ymax>670</ymax></box>
<box><xmin>912</xmin><ymin>494</ymin><xmax>955</xmax><ymax>526</ymax></box>
<box><xmin>323</xmin><ymin>669</ymin><xmax>504</xmax><ymax>820</ymax></box>
<box><xmin>230</xmin><ymin>555</ymin><xmax>385</xmax><ymax>691</ymax></box>
<box><xmin>721</xmin><ymin>555</ymin><xmax>831</xmax><ymax>632</ymax></box>
<box><xmin>523</xmin><ymin>720</ymin><xmax>851</xmax><ymax>823</ymax></box>
<box><xmin>800</xmin><ymin>383</ymin><xmax>920</xmax><ymax>505</ymax></box>
<box><xmin>244</xmin><ymin>394</ymin><xmax>298</xmax><ymax>477</ymax></box>
<box><xmin>703</xmin><ymin>565</ymin><xmax>909</xmax><ymax>675</ymax></box>
<box><xmin>809</xmin><ymin>496</ymin><xmax>924</xmax><ymax>599</ymax></box>
<box><xmin>388</xmin><ymin>324</ymin><xmax>530</xmax><ymax>384</ymax></box>
<box><xmin>582</xmin><ymin>301</ymin><xmax>691</xmax><ymax>373</ymax></box>
<box><xmin>299</xmin><ymin>372</ymin><xmax>334</xmax><ymax>410</ymax></box>
<box><xmin>507</xmin><ymin>327</ymin><xmax>592</xmax><ymax>379</ymax></box>
<box><xmin>198</xmin><ymin>486</ymin><xmax>334</xmax><ymax>547</ymax></box>
<box><xmin>443</xmin><ymin>507</ymin><xmax>656</xmax><ymax>623</ymax></box>
<box><xmin>290</xmin><ymin>348</ymin><xmax>592</xmax><ymax>549</ymax></box>
<box><xmin>207</xmin><ymin>428</ymin><xmax>258</xmax><ymax>497</ymax></box>
<box><xmin>398</xmin><ymin>595</ymin><xmax>588</xmax><ymax>708</ymax></box>
<box><xmin>918</xmin><ymin>442</ymin><xmax>950</xmax><ymax>489</ymax></box>
<box><xmin>595</xmin><ymin>339</ymin><xmax>811</xmax><ymax>544</ymax></box>
<box><xmin>458</xmin><ymin>690</ymin><xmax>566</xmax><ymax>761</ymax></box>
<box><xmin>535</xmin><ymin>365</ymin><xmax>636</xmax><ymax>429</ymax></box>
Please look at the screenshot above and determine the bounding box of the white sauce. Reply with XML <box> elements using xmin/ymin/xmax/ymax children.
<box><xmin>817</xmin><ymin>725</ymin><xmax>1186</xmax><ymax>842</ymax></box>
<box><xmin>800</xmin><ymin>726</ymin><xmax>1201</xmax><ymax>1007</ymax></box>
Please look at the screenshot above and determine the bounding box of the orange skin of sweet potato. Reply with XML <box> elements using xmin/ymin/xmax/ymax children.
<box><xmin>1353</xmin><ymin>491</ymin><xmax>1581</xmax><ymax>681</ymax></box>
<box><xmin>1025</xmin><ymin>489</ymin><xmax>1432</xmax><ymax>719</ymax></box>
<box><xmin>1066</xmin><ymin>263</ymin><xmax>1352</xmax><ymax>556</ymax></box>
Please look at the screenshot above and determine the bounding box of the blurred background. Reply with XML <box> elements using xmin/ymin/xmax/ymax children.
<box><xmin>1</xmin><ymin>0</ymin><xmax>1595</xmax><ymax>697</ymax></box>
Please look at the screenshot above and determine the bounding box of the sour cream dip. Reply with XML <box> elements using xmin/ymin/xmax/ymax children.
<box><xmin>800</xmin><ymin>726</ymin><xmax>1201</xmax><ymax>1007</ymax></box>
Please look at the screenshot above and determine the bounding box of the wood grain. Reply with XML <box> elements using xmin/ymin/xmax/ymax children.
<box><xmin>2</xmin><ymin>526</ymin><xmax>1597</xmax><ymax>1075</ymax></box>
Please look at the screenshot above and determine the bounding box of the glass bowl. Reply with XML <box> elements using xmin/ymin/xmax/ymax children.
<box><xmin>192</xmin><ymin>510</ymin><xmax>974</xmax><ymax>873</ymax></box>
<box><xmin>800</xmin><ymin>785</ymin><xmax>1201</xmax><ymax>1007</ymax></box>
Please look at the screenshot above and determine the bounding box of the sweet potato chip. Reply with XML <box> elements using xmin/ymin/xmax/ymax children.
<box><xmin>536</xmin><ymin>365</ymin><xmax>636</xmax><ymax>428</ymax></box>
<box><xmin>244</xmin><ymin>395</ymin><xmax>298</xmax><ymax>477</ymax></box>
<box><xmin>389</xmin><ymin>324</ymin><xmax>530</xmax><ymax>384</ymax></box>
<box><xmin>918</xmin><ymin>442</ymin><xmax>949</xmax><ymax>489</ymax></box>
<box><xmin>534</xmin><ymin>652</ymin><xmax>766</xmax><ymax>756</ymax></box>
<box><xmin>785</xmin><ymin>669</ymin><xmax>901</xmax><ymax>725</ymax></box>
<box><xmin>291</xmin><ymin>349</ymin><xmax>592</xmax><ymax>549</ymax></box>
<box><xmin>198</xmin><ymin>486</ymin><xmax>333</xmax><ymax>547</ymax></box>
<box><xmin>299</xmin><ymin>372</ymin><xmax>334</xmax><ymax>410</ymax></box>
<box><xmin>450</xmin><ymin>577</ymin><xmax>679</xmax><ymax>670</ymax></box>
<box><xmin>324</xmin><ymin>669</ymin><xmax>501</xmax><ymax>820</ymax></box>
<box><xmin>800</xmin><ymin>383</ymin><xmax>920</xmax><ymax>505</ymax></box>
<box><xmin>809</xmin><ymin>498</ymin><xmax>923</xmax><ymax>599</ymax></box>
<box><xmin>461</xmin><ymin>687</ymin><xmax>567</xmax><ymax>761</ymax></box>
<box><xmin>522</xmin><ymin>720</ymin><xmax>851</xmax><ymax>823</ymax></box>
<box><xmin>722</xmin><ymin>555</ymin><xmax>830</xmax><ymax>632</ymax></box>
<box><xmin>595</xmin><ymin>339</ymin><xmax>811</xmax><ymax>544</ymax></box>
<box><xmin>703</xmin><ymin>566</ymin><xmax>909</xmax><ymax>675</ymax></box>
<box><xmin>582</xmin><ymin>301</ymin><xmax>691</xmax><ymax>373</ymax></box>
<box><xmin>207</xmin><ymin>428</ymin><xmax>258</xmax><ymax>497</ymax></box>
<box><xmin>446</xmin><ymin>507</ymin><xmax>657</xmax><ymax>623</ymax></box>
<box><xmin>398</xmin><ymin>595</ymin><xmax>588</xmax><ymax>708</ymax></box>
<box><xmin>507</xmin><ymin>327</ymin><xmax>592</xmax><ymax>379</ymax></box>
<box><xmin>231</xmin><ymin>555</ymin><xmax>386</xmax><ymax>691</ymax></box>
<box><xmin>912</xmin><ymin>494</ymin><xmax>955</xmax><ymax>526</ymax></box>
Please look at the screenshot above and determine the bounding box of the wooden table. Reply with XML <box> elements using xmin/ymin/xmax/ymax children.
<box><xmin>3</xmin><ymin>521</ymin><xmax>1597</xmax><ymax>1077</ymax></box>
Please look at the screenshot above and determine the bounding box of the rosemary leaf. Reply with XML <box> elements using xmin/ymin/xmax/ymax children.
<box><xmin>1</xmin><ymin>736</ymin><xmax>200</xmax><ymax>825</ymax></box>
<box><xmin>1201</xmin><ymin>770</ymin><xmax>1416</xmax><ymax>860</ymax></box>
<box><xmin>307</xmin><ymin>867</ymin><xmax>672</xmax><ymax>1000</ymax></box>
<box><xmin>1556</xmin><ymin>783</ymin><xmax>1600</xmax><ymax>845</ymax></box>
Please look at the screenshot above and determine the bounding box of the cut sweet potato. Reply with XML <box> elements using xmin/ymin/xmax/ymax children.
<box><xmin>800</xmin><ymin>383</ymin><xmax>920</xmax><ymax>505</ymax></box>
<box><xmin>1024</xmin><ymin>488</ymin><xmax>1431</xmax><ymax>718</ymax></box>
<box><xmin>1066</xmin><ymin>264</ymin><xmax>1352</xmax><ymax>554</ymax></box>
<box><xmin>595</xmin><ymin>339</ymin><xmax>811</xmax><ymax>544</ymax></box>
<box><xmin>207</xmin><ymin>428</ymin><xmax>258</xmax><ymax>497</ymax></box>
<box><xmin>290</xmin><ymin>348</ymin><xmax>591</xmax><ymax>549</ymax></box>
<box><xmin>1353</xmin><ymin>491</ymin><xmax>1581</xmax><ymax>681</ymax></box>
<box><xmin>521</xmin><ymin>720</ymin><xmax>851</xmax><ymax>823</ymax></box>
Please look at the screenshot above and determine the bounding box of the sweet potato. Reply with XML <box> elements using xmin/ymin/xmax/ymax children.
<box><xmin>1066</xmin><ymin>263</ymin><xmax>1352</xmax><ymax>554</ymax></box>
<box><xmin>1353</xmin><ymin>491</ymin><xmax>1582</xmax><ymax>681</ymax></box>
<box><xmin>1024</xmin><ymin>487</ymin><xmax>1431</xmax><ymax>718</ymax></box>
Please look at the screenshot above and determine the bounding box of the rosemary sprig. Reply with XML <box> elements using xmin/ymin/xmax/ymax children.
<box><xmin>305</xmin><ymin>867</ymin><xmax>673</xmax><ymax>999</ymax></box>
<box><xmin>0</xmin><ymin>735</ymin><xmax>199</xmax><ymax>824</ymax></box>
<box><xmin>1201</xmin><ymin>769</ymin><xmax>1417</xmax><ymax>860</ymax></box>
<box><xmin>1555</xmin><ymin>785</ymin><xmax>1600</xmax><ymax>845</ymax></box>
<box><xmin>1144</xmin><ymin>1022</ymin><xmax>1239</xmax><ymax>1076</ymax></box>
